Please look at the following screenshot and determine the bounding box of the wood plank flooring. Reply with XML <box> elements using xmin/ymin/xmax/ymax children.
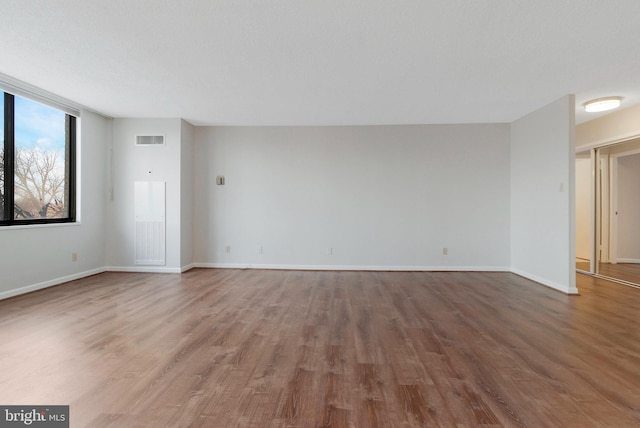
<box><xmin>0</xmin><ymin>269</ymin><xmax>639</xmax><ymax>427</ymax></box>
<box><xmin>576</xmin><ymin>261</ymin><xmax>640</xmax><ymax>286</ymax></box>
<box><xmin>597</xmin><ymin>263</ymin><xmax>640</xmax><ymax>285</ymax></box>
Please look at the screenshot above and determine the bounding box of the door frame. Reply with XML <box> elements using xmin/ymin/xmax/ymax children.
<box><xmin>576</xmin><ymin>132</ymin><xmax>640</xmax><ymax>277</ymax></box>
<box><xmin>609</xmin><ymin>147</ymin><xmax>640</xmax><ymax>264</ymax></box>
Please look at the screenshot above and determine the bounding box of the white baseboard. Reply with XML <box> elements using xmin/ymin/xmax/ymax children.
<box><xmin>0</xmin><ymin>267</ymin><xmax>106</xmax><ymax>301</ymax></box>
<box><xmin>616</xmin><ymin>258</ymin><xmax>640</xmax><ymax>264</ymax></box>
<box><xmin>181</xmin><ymin>263</ymin><xmax>195</xmax><ymax>273</ymax></box>
<box><xmin>511</xmin><ymin>268</ymin><xmax>579</xmax><ymax>295</ymax></box>
<box><xmin>1</xmin><ymin>264</ymin><xmax>571</xmax><ymax>301</ymax></box>
<box><xmin>193</xmin><ymin>262</ymin><xmax>511</xmax><ymax>272</ymax></box>
<box><xmin>105</xmin><ymin>266</ymin><xmax>183</xmax><ymax>273</ymax></box>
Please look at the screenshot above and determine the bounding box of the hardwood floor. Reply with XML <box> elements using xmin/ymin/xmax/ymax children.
<box><xmin>576</xmin><ymin>261</ymin><xmax>640</xmax><ymax>286</ymax></box>
<box><xmin>597</xmin><ymin>263</ymin><xmax>640</xmax><ymax>285</ymax></box>
<box><xmin>0</xmin><ymin>269</ymin><xmax>639</xmax><ymax>427</ymax></box>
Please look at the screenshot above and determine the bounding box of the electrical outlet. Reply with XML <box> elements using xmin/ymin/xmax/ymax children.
<box><xmin>328</xmin><ymin>247</ymin><xmax>333</xmax><ymax>256</ymax></box>
<box><xmin>225</xmin><ymin>245</ymin><xmax>231</xmax><ymax>254</ymax></box>
<box><xmin>258</xmin><ymin>246</ymin><xmax>263</xmax><ymax>255</ymax></box>
<box><xmin>443</xmin><ymin>247</ymin><xmax>448</xmax><ymax>256</ymax></box>
<box><xmin>71</xmin><ymin>252</ymin><xmax>78</xmax><ymax>262</ymax></box>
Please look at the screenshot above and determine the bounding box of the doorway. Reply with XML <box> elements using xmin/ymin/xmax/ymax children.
<box><xmin>576</xmin><ymin>138</ymin><xmax>640</xmax><ymax>287</ymax></box>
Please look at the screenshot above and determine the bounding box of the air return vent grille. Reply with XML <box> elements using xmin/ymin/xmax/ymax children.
<box><xmin>134</xmin><ymin>181</ymin><xmax>166</xmax><ymax>266</ymax></box>
<box><xmin>136</xmin><ymin>135</ymin><xmax>165</xmax><ymax>146</ymax></box>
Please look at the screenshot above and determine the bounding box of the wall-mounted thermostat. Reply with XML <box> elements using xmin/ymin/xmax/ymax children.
<box><xmin>216</xmin><ymin>176</ymin><xmax>225</xmax><ymax>185</ymax></box>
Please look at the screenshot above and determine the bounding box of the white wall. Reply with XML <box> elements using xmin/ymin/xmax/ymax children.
<box><xmin>511</xmin><ymin>96</ymin><xmax>578</xmax><ymax>294</ymax></box>
<box><xmin>0</xmin><ymin>110</ymin><xmax>109</xmax><ymax>299</ymax></box>
<box><xmin>193</xmin><ymin>125</ymin><xmax>511</xmax><ymax>270</ymax></box>
<box><xmin>616</xmin><ymin>153</ymin><xmax>640</xmax><ymax>262</ymax></box>
<box><xmin>107</xmin><ymin>118</ymin><xmax>182</xmax><ymax>271</ymax></box>
<box><xmin>180</xmin><ymin>119</ymin><xmax>195</xmax><ymax>270</ymax></box>
<box><xmin>0</xmin><ymin>100</ymin><xmax>584</xmax><ymax>296</ymax></box>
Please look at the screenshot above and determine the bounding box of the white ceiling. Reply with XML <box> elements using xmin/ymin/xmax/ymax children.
<box><xmin>1</xmin><ymin>0</ymin><xmax>640</xmax><ymax>126</ymax></box>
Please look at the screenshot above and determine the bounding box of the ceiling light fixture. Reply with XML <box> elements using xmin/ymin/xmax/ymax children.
<box><xmin>584</xmin><ymin>96</ymin><xmax>622</xmax><ymax>113</ymax></box>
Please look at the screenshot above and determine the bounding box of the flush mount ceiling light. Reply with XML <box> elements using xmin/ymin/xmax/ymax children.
<box><xmin>584</xmin><ymin>96</ymin><xmax>622</xmax><ymax>113</ymax></box>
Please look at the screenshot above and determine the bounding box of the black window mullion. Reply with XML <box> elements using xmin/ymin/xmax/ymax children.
<box><xmin>66</xmin><ymin>115</ymin><xmax>76</xmax><ymax>221</ymax></box>
<box><xmin>3</xmin><ymin>93</ymin><xmax>14</xmax><ymax>222</ymax></box>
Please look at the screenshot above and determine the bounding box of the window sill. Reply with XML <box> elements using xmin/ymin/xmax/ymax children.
<box><xmin>0</xmin><ymin>221</ymin><xmax>81</xmax><ymax>231</ymax></box>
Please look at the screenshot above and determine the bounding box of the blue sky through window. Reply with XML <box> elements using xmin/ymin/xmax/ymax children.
<box><xmin>1</xmin><ymin>93</ymin><xmax>71</xmax><ymax>221</ymax></box>
<box><xmin>14</xmin><ymin>96</ymin><xmax>65</xmax><ymax>151</ymax></box>
<box><xmin>12</xmin><ymin>95</ymin><xmax>68</xmax><ymax>219</ymax></box>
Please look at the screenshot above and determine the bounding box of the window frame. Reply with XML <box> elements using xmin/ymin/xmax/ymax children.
<box><xmin>1</xmin><ymin>92</ymin><xmax>77</xmax><ymax>226</ymax></box>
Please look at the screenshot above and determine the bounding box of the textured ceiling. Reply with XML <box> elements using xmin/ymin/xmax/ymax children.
<box><xmin>1</xmin><ymin>0</ymin><xmax>640</xmax><ymax>125</ymax></box>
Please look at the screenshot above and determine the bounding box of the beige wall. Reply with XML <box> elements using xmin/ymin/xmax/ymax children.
<box><xmin>577</xmin><ymin>104</ymin><xmax>640</xmax><ymax>149</ymax></box>
<box><xmin>617</xmin><ymin>153</ymin><xmax>640</xmax><ymax>262</ymax></box>
<box><xmin>575</xmin><ymin>153</ymin><xmax>591</xmax><ymax>261</ymax></box>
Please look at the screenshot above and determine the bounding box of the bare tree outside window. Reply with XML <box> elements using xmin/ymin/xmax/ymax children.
<box><xmin>0</xmin><ymin>93</ymin><xmax>74</xmax><ymax>224</ymax></box>
<box><xmin>12</xmin><ymin>96</ymin><xmax>68</xmax><ymax>220</ymax></box>
<box><xmin>14</xmin><ymin>147</ymin><xmax>67</xmax><ymax>218</ymax></box>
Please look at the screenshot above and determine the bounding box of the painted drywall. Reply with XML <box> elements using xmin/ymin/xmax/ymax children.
<box><xmin>604</xmin><ymin>138</ymin><xmax>640</xmax><ymax>155</ymax></box>
<box><xmin>576</xmin><ymin>104</ymin><xmax>640</xmax><ymax>149</ymax></box>
<box><xmin>575</xmin><ymin>154</ymin><xmax>592</xmax><ymax>261</ymax></box>
<box><xmin>616</xmin><ymin>153</ymin><xmax>640</xmax><ymax>262</ymax></box>
<box><xmin>180</xmin><ymin>119</ymin><xmax>195</xmax><ymax>270</ymax></box>
<box><xmin>193</xmin><ymin>124</ymin><xmax>511</xmax><ymax>270</ymax></box>
<box><xmin>510</xmin><ymin>95</ymin><xmax>577</xmax><ymax>294</ymax></box>
<box><xmin>0</xmin><ymin>110</ymin><xmax>109</xmax><ymax>299</ymax></box>
<box><xmin>107</xmin><ymin>118</ymin><xmax>182</xmax><ymax>271</ymax></box>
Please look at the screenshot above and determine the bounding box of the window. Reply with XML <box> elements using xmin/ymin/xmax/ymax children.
<box><xmin>1</xmin><ymin>92</ymin><xmax>76</xmax><ymax>225</ymax></box>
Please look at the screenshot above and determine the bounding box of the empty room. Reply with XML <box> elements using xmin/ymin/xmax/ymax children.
<box><xmin>1</xmin><ymin>1</ymin><xmax>640</xmax><ymax>427</ymax></box>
